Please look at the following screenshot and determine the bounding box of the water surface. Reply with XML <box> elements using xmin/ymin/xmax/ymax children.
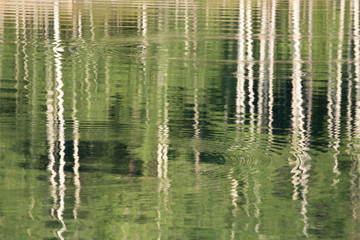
<box><xmin>0</xmin><ymin>0</ymin><xmax>360</xmax><ymax>239</ymax></box>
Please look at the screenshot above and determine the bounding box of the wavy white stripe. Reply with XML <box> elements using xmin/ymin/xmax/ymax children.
<box><xmin>54</xmin><ymin>1</ymin><xmax>66</xmax><ymax>238</ymax></box>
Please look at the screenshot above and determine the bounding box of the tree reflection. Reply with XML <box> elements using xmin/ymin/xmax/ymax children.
<box><xmin>1</xmin><ymin>0</ymin><xmax>360</xmax><ymax>239</ymax></box>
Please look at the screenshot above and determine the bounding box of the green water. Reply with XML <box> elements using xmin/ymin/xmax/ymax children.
<box><xmin>0</xmin><ymin>0</ymin><xmax>359</xmax><ymax>239</ymax></box>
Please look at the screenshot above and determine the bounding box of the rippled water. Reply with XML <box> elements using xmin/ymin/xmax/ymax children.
<box><xmin>0</xmin><ymin>0</ymin><xmax>359</xmax><ymax>239</ymax></box>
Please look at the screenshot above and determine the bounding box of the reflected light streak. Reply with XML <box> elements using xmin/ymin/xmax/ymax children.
<box><xmin>72</xmin><ymin>0</ymin><xmax>77</xmax><ymax>39</ymax></box>
<box><xmin>191</xmin><ymin>0</ymin><xmax>198</xmax><ymax>54</ymax></box>
<box><xmin>90</xmin><ymin>2</ymin><xmax>98</xmax><ymax>94</ymax></box>
<box><xmin>27</xmin><ymin>194</ymin><xmax>35</xmax><ymax>237</ymax></box>
<box><xmin>267</xmin><ymin>0</ymin><xmax>276</xmax><ymax>146</ymax></box>
<box><xmin>33</xmin><ymin>1</ymin><xmax>39</xmax><ymax>36</ymax></box>
<box><xmin>205</xmin><ymin>2</ymin><xmax>209</xmax><ymax>30</ymax></box>
<box><xmin>156</xmin><ymin>106</ymin><xmax>170</xmax><ymax>238</ymax></box>
<box><xmin>72</xmin><ymin>76</ymin><xmax>81</xmax><ymax>220</ymax></box>
<box><xmin>257</xmin><ymin>0</ymin><xmax>268</xmax><ymax>131</ymax></box>
<box><xmin>15</xmin><ymin>0</ymin><xmax>20</xmax><ymax>119</ymax></box>
<box><xmin>158</xmin><ymin>0</ymin><xmax>164</xmax><ymax>31</ymax></box>
<box><xmin>140</xmin><ymin>5</ymin><xmax>150</xmax><ymax>137</ymax></box>
<box><xmin>243</xmin><ymin>175</ymin><xmax>250</xmax><ymax>217</ymax></box>
<box><xmin>306</xmin><ymin>0</ymin><xmax>313</xmax><ymax>145</ymax></box>
<box><xmin>184</xmin><ymin>0</ymin><xmax>190</xmax><ymax>56</ymax></box>
<box><xmin>105</xmin><ymin>56</ymin><xmax>111</xmax><ymax>118</ymax></box>
<box><xmin>246</xmin><ymin>0</ymin><xmax>255</xmax><ymax>146</ymax></box>
<box><xmin>54</xmin><ymin>1</ymin><xmax>66</xmax><ymax>238</ymax></box>
<box><xmin>290</xmin><ymin>0</ymin><xmax>304</xmax><ymax>201</ymax></box>
<box><xmin>191</xmin><ymin>2</ymin><xmax>200</xmax><ymax>176</ymax></box>
<box><xmin>331</xmin><ymin>0</ymin><xmax>346</xmax><ymax>185</ymax></box>
<box><xmin>326</xmin><ymin>2</ymin><xmax>337</xmax><ymax>143</ymax></box>
<box><xmin>346</xmin><ymin>0</ymin><xmax>354</xmax><ymax>143</ymax></box>
<box><xmin>228</xmin><ymin>169</ymin><xmax>239</xmax><ymax>240</ymax></box>
<box><xmin>45</xmin><ymin>14</ymin><xmax>57</xmax><ymax>219</ymax></box>
<box><xmin>253</xmin><ymin>178</ymin><xmax>261</xmax><ymax>234</ymax></box>
<box><xmin>29</xmin><ymin>4</ymin><xmax>39</xmax><ymax>232</ymax></box>
<box><xmin>193</xmin><ymin>72</ymin><xmax>201</xmax><ymax>173</ymax></box>
<box><xmin>235</xmin><ymin>0</ymin><xmax>246</xmax><ymax>126</ymax></box>
<box><xmin>46</xmin><ymin>97</ymin><xmax>57</xmax><ymax>215</ymax></box>
<box><xmin>0</xmin><ymin>0</ymin><xmax>4</xmax><ymax>37</ymax></box>
<box><xmin>191</xmin><ymin>1</ymin><xmax>200</xmax><ymax>171</ymax></box>
<box><xmin>141</xmin><ymin>3</ymin><xmax>148</xmax><ymax>80</ymax></box>
<box><xmin>253</xmin><ymin>1</ymin><xmax>269</xmax><ymax>235</ymax></box>
<box><xmin>156</xmin><ymin>45</ymin><xmax>171</xmax><ymax>239</ymax></box>
<box><xmin>191</xmin><ymin>1</ymin><xmax>200</xmax><ymax>177</ymax></box>
<box><xmin>78</xmin><ymin>10</ymin><xmax>82</xmax><ymax>38</ymax></box>
<box><xmin>157</xmin><ymin>110</ymin><xmax>169</xmax><ymax>180</ymax></box>
<box><xmin>92</xmin><ymin>59</ymin><xmax>98</xmax><ymax>93</ymax></box>
<box><xmin>175</xmin><ymin>0</ymin><xmax>179</xmax><ymax>29</ymax></box>
<box><xmin>89</xmin><ymin>0</ymin><xmax>95</xmax><ymax>41</ymax></box>
<box><xmin>354</xmin><ymin>0</ymin><xmax>360</xmax><ymax>142</ymax></box>
<box><xmin>21</xmin><ymin>0</ymin><xmax>29</xmax><ymax>95</ymax></box>
<box><xmin>85</xmin><ymin>56</ymin><xmax>91</xmax><ymax>119</ymax></box>
<box><xmin>85</xmin><ymin>2</ymin><xmax>96</xmax><ymax>119</ymax></box>
<box><xmin>142</xmin><ymin>4</ymin><xmax>148</xmax><ymax>38</ymax></box>
<box><xmin>290</xmin><ymin>0</ymin><xmax>310</xmax><ymax>237</ymax></box>
<box><xmin>156</xmin><ymin>46</ymin><xmax>170</xmax><ymax>180</ymax></box>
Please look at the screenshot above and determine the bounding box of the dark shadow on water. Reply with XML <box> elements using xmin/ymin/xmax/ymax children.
<box><xmin>23</xmin><ymin>140</ymin><xmax>139</xmax><ymax>176</ymax></box>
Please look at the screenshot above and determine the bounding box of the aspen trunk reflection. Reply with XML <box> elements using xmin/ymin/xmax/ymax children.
<box><xmin>246</xmin><ymin>0</ymin><xmax>255</xmax><ymax>147</ymax></box>
<box><xmin>72</xmin><ymin>61</ymin><xmax>81</xmax><ymax>220</ymax></box>
<box><xmin>54</xmin><ymin>1</ymin><xmax>66</xmax><ymax>238</ymax></box>
<box><xmin>290</xmin><ymin>0</ymin><xmax>310</xmax><ymax>237</ymax></box>
<box><xmin>156</xmin><ymin>33</ymin><xmax>170</xmax><ymax>240</ymax></box>
<box><xmin>352</xmin><ymin>0</ymin><xmax>360</xmax><ymax>228</ymax></box>
<box><xmin>235</xmin><ymin>0</ymin><xmax>245</xmax><ymax>127</ymax></box>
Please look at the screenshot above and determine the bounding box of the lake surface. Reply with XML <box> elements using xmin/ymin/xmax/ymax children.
<box><xmin>0</xmin><ymin>0</ymin><xmax>359</xmax><ymax>239</ymax></box>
